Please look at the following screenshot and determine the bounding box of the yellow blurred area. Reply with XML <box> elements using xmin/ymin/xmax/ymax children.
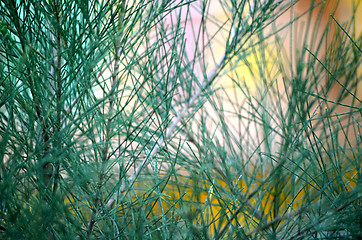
<box><xmin>61</xmin><ymin>161</ymin><xmax>358</xmax><ymax>235</ymax></box>
<box><xmin>215</xmin><ymin>0</ymin><xmax>362</xmax><ymax>96</ymax></box>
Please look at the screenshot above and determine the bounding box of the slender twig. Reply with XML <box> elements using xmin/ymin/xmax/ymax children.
<box><xmin>86</xmin><ymin>0</ymin><xmax>126</xmax><ymax>235</ymax></box>
<box><xmin>86</xmin><ymin>43</ymin><xmax>119</xmax><ymax>235</ymax></box>
<box><xmin>52</xmin><ymin>1</ymin><xmax>63</xmax><ymax>194</ymax></box>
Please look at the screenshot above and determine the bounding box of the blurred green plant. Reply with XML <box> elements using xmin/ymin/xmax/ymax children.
<box><xmin>0</xmin><ymin>0</ymin><xmax>361</xmax><ymax>239</ymax></box>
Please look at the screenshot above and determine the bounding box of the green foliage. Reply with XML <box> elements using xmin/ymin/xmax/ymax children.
<box><xmin>0</xmin><ymin>0</ymin><xmax>361</xmax><ymax>239</ymax></box>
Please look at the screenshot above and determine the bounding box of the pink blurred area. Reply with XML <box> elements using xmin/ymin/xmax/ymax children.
<box><xmin>160</xmin><ymin>0</ymin><xmax>361</xmax><ymax>81</ymax></box>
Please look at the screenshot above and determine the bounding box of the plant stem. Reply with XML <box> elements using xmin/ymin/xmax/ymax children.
<box><xmin>86</xmin><ymin>0</ymin><xmax>126</xmax><ymax>235</ymax></box>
